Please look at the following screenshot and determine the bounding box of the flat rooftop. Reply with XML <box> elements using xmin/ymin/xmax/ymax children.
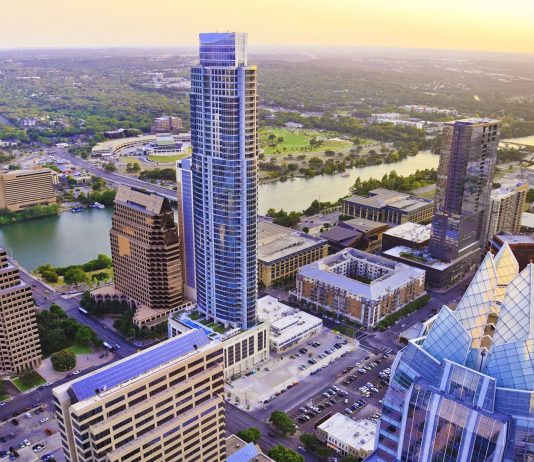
<box><xmin>67</xmin><ymin>329</ymin><xmax>210</xmax><ymax>402</ymax></box>
<box><xmin>344</xmin><ymin>188</ymin><xmax>432</xmax><ymax>213</ymax></box>
<box><xmin>383</xmin><ymin>222</ymin><xmax>431</xmax><ymax>243</ymax></box>
<box><xmin>318</xmin><ymin>413</ymin><xmax>377</xmax><ymax>453</ymax></box>
<box><xmin>258</xmin><ymin>220</ymin><xmax>326</xmax><ymax>264</ymax></box>
<box><xmin>522</xmin><ymin>212</ymin><xmax>534</xmax><ymax>229</ymax></box>
<box><xmin>383</xmin><ymin>245</ymin><xmax>454</xmax><ymax>270</ymax></box>
<box><xmin>494</xmin><ymin>234</ymin><xmax>534</xmax><ymax>245</ymax></box>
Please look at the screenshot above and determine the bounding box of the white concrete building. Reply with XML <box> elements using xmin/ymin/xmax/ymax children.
<box><xmin>370</xmin><ymin>113</ymin><xmax>424</xmax><ymax>129</ymax></box>
<box><xmin>257</xmin><ymin>296</ymin><xmax>323</xmax><ymax>352</ymax></box>
<box><xmin>317</xmin><ymin>413</ymin><xmax>377</xmax><ymax>458</ymax></box>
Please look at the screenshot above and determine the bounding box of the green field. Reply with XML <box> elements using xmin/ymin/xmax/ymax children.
<box><xmin>67</xmin><ymin>343</ymin><xmax>92</xmax><ymax>355</ymax></box>
<box><xmin>12</xmin><ymin>372</ymin><xmax>46</xmax><ymax>392</ymax></box>
<box><xmin>148</xmin><ymin>153</ymin><xmax>189</xmax><ymax>163</ymax></box>
<box><xmin>259</xmin><ymin>128</ymin><xmax>351</xmax><ymax>156</ymax></box>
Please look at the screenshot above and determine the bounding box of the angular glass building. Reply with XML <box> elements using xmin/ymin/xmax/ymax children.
<box><xmin>190</xmin><ymin>33</ymin><xmax>258</xmax><ymax>328</ymax></box>
<box><xmin>365</xmin><ymin>243</ymin><xmax>534</xmax><ymax>462</ymax></box>
<box><xmin>429</xmin><ymin>118</ymin><xmax>500</xmax><ymax>262</ymax></box>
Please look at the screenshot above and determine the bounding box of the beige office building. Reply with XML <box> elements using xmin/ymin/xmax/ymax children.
<box><xmin>151</xmin><ymin>116</ymin><xmax>183</xmax><ymax>134</ymax></box>
<box><xmin>0</xmin><ymin>168</ymin><xmax>56</xmax><ymax>212</ymax></box>
<box><xmin>53</xmin><ymin>330</ymin><xmax>225</xmax><ymax>462</ymax></box>
<box><xmin>485</xmin><ymin>180</ymin><xmax>528</xmax><ymax>240</ymax></box>
<box><xmin>108</xmin><ymin>186</ymin><xmax>187</xmax><ymax>328</ymax></box>
<box><xmin>0</xmin><ymin>248</ymin><xmax>41</xmax><ymax>374</ymax></box>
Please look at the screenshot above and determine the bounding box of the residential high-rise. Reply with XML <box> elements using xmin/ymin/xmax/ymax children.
<box><xmin>176</xmin><ymin>158</ymin><xmax>196</xmax><ymax>301</ymax></box>
<box><xmin>365</xmin><ymin>244</ymin><xmax>534</xmax><ymax>462</ymax></box>
<box><xmin>110</xmin><ymin>185</ymin><xmax>183</xmax><ymax>313</ymax></box>
<box><xmin>0</xmin><ymin>247</ymin><xmax>41</xmax><ymax>374</ymax></box>
<box><xmin>485</xmin><ymin>180</ymin><xmax>528</xmax><ymax>239</ymax></box>
<box><xmin>53</xmin><ymin>330</ymin><xmax>226</xmax><ymax>462</ymax></box>
<box><xmin>429</xmin><ymin>118</ymin><xmax>500</xmax><ymax>262</ymax></box>
<box><xmin>0</xmin><ymin>167</ymin><xmax>57</xmax><ymax>212</ymax></box>
<box><xmin>190</xmin><ymin>32</ymin><xmax>258</xmax><ymax>329</ymax></box>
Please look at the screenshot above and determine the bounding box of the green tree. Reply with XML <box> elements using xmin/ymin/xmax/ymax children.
<box><xmin>50</xmin><ymin>349</ymin><xmax>76</xmax><ymax>372</ymax></box>
<box><xmin>299</xmin><ymin>433</ymin><xmax>320</xmax><ymax>452</ymax></box>
<box><xmin>18</xmin><ymin>370</ymin><xmax>43</xmax><ymax>388</ymax></box>
<box><xmin>75</xmin><ymin>326</ymin><xmax>93</xmax><ymax>347</ymax></box>
<box><xmin>103</xmin><ymin>162</ymin><xmax>117</xmax><ymax>172</ymax></box>
<box><xmin>269</xmin><ymin>411</ymin><xmax>297</xmax><ymax>436</ymax></box>
<box><xmin>267</xmin><ymin>445</ymin><xmax>303</xmax><ymax>462</ymax></box>
<box><xmin>63</xmin><ymin>267</ymin><xmax>89</xmax><ymax>287</ymax></box>
<box><xmin>41</xmin><ymin>270</ymin><xmax>59</xmax><ymax>283</ymax></box>
<box><xmin>341</xmin><ymin>455</ymin><xmax>361</xmax><ymax>462</ymax></box>
<box><xmin>236</xmin><ymin>427</ymin><xmax>261</xmax><ymax>444</ymax></box>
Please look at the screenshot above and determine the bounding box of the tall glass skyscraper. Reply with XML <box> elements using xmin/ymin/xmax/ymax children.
<box><xmin>190</xmin><ymin>33</ymin><xmax>258</xmax><ymax>329</ymax></box>
<box><xmin>365</xmin><ymin>243</ymin><xmax>534</xmax><ymax>462</ymax></box>
<box><xmin>429</xmin><ymin>118</ymin><xmax>500</xmax><ymax>262</ymax></box>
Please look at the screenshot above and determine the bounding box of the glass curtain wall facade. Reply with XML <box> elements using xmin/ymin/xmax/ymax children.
<box><xmin>190</xmin><ymin>33</ymin><xmax>258</xmax><ymax>329</ymax></box>
<box><xmin>429</xmin><ymin>118</ymin><xmax>499</xmax><ymax>262</ymax></box>
<box><xmin>364</xmin><ymin>243</ymin><xmax>534</xmax><ymax>462</ymax></box>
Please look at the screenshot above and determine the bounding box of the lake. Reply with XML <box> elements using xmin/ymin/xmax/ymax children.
<box><xmin>0</xmin><ymin>150</ymin><xmax>439</xmax><ymax>270</ymax></box>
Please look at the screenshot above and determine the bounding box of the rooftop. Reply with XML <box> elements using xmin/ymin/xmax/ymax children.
<box><xmin>344</xmin><ymin>189</ymin><xmax>432</xmax><ymax>213</ymax></box>
<box><xmin>114</xmin><ymin>184</ymin><xmax>167</xmax><ymax>215</ymax></box>
<box><xmin>383</xmin><ymin>222</ymin><xmax>431</xmax><ymax>243</ymax></box>
<box><xmin>491</xmin><ymin>180</ymin><xmax>528</xmax><ymax>199</ymax></box>
<box><xmin>522</xmin><ymin>212</ymin><xmax>534</xmax><ymax>228</ymax></box>
<box><xmin>258</xmin><ymin>220</ymin><xmax>326</xmax><ymax>264</ymax></box>
<box><xmin>494</xmin><ymin>234</ymin><xmax>534</xmax><ymax>246</ymax></box>
<box><xmin>318</xmin><ymin>413</ymin><xmax>377</xmax><ymax>453</ymax></box>
<box><xmin>226</xmin><ymin>435</ymin><xmax>273</xmax><ymax>462</ymax></box>
<box><xmin>67</xmin><ymin>330</ymin><xmax>210</xmax><ymax>402</ymax></box>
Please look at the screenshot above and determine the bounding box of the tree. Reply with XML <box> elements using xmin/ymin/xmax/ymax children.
<box><xmin>63</xmin><ymin>267</ymin><xmax>89</xmax><ymax>287</ymax></box>
<box><xmin>41</xmin><ymin>270</ymin><xmax>59</xmax><ymax>283</ymax></box>
<box><xmin>299</xmin><ymin>433</ymin><xmax>320</xmax><ymax>452</ymax></box>
<box><xmin>236</xmin><ymin>427</ymin><xmax>261</xmax><ymax>444</ymax></box>
<box><xmin>18</xmin><ymin>370</ymin><xmax>42</xmax><ymax>388</ymax></box>
<box><xmin>75</xmin><ymin>326</ymin><xmax>93</xmax><ymax>347</ymax></box>
<box><xmin>269</xmin><ymin>411</ymin><xmax>297</xmax><ymax>436</ymax></box>
<box><xmin>341</xmin><ymin>455</ymin><xmax>361</xmax><ymax>462</ymax></box>
<box><xmin>50</xmin><ymin>349</ymin><xmax>76</xmax><ymax>372</ymax></box>
<box><xmin>267</xmin><ymin>445</ymin><xmax>303</xmax><ymax>462</ymax></box>
<box><xmin>103</xmin><ymin>162</ymin><xmax>117</xmax><ymax>172</ymax></box>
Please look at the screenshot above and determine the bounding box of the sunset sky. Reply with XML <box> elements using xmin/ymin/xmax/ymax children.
<box><xmin>2</xmin><ymin>0</ymin><xmax>533</xmax><ymax>53</ymax></box>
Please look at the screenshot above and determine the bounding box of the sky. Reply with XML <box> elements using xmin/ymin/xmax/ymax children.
<box><xmin>1</xmin><ymin>0</ymin><xmax>533</xmax><ymax>53</ymax></box>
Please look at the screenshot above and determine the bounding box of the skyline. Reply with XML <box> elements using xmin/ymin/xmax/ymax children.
<box><xmin>1</xmin><ymin>0</ymin><xmax>534</xmax><ymax>54</ymax></box>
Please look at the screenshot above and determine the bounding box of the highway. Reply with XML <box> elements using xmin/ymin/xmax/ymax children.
<box><xmin>47</xmin><ymin>147</ymin><xmax>178</xmax><ymax>201</ymax></box>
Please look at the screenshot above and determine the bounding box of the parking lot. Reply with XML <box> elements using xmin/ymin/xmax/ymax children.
<box><xmin>228</xmin><ymin>327</ymin><xmax>357</xmax><ymax>410</ymax></box>
<box><xmin>287</xmin><ymin>353</ymin><xmax>393</xmax><ymax>433</ymax></box>
<box><xmin>0</xmin><ymin>402</ymin><xmax>64</xmax><ymax>462</ymax></box>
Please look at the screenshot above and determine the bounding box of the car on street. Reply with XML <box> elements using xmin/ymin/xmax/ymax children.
<box><xmin>33</xmin><ymin>444</ymin><xmax>45</xmax><ymax>452</ymax></box>
<box><xmin>40</xmin><ymin>417</ymin><xmax>49</xmax><ymax>423</ymax></box>
<box><xmin>73</xmin><ymin>370</ymin><xmax>81</xmax><ymax>375</ymax></box>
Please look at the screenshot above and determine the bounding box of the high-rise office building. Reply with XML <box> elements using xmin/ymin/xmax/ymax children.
<box><xmin>485</xmin><ymin>180</ymin><xmax>528</xmax><ymax>239</ymax></box>
<box><xmin>53</xmin><ymin>330</ymin><xmax>226</xmax><ymax>462</ymax></box>
<box><xmin>110</xmin><ymin>185</ymin><xmax>183</xmax><ymax>312</ymax></box>
<box><xmin>190</xmin><ymin>32</ymin><xmax>258</xmax><ymax>329</ymax></box>
<box><xmin>176</xmin><ymin>158</ymin><xmax>196</xmax><ymax>301</ymax></box>
<box><xmin>0</xmin><ymin>167</ymin><xmax>57</xmax><ymax>212</ymax></box>
<box><xmin>365</xmin><ymin>243</ymin><xmax>534</xmax><ymax>462</ymax></box>
<box><xmin>0</xmin><ymin>247</ymin><xmax>41</xmax><ymax>374</ymax></box>
<box><xmin>429</xmin><ymin>118</ymin><xmax>500</xmax><ymax>262</ymax></box>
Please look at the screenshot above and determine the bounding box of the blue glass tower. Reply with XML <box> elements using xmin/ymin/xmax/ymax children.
<box><xmin>190</xmin><ymin>33</ymin><xmax>258</xmax><ymax>329</ymax></box>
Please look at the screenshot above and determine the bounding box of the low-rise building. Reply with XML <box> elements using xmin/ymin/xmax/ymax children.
<box><xmin>381</xmin><ymin>222</ymin><xmax>431</xmax><ymax>252</ymax></box>
<box><xmin>317</xmin><ymin>413</ymin><xmax>376</xmax><ymax>459</ymax></box>
<box><xmin>342</xmin><ymin>188</ymin><xmax>433</xmax><ymax>226</ymax></box>
<box><xmin>257</xmin><ymin>295</ymin><xmax>322</xmax><ymax>352</ymax></box>
<box><xmin>167</xmin><ymin>312</ymin><xmax>270</xmax><ymax>380</ymax></box>
<box><xmin>258</xmin><ymin>220</ymin><xmax>328</xmax><ymax>288</ymax></box>
<box><xmin>294</xmin><ymin>248</ymin><xmax>425</xmax><ymax>326</ymax></box>
<box><xmin>0</xmin><ymin>139</ymin><xmax>18</xmax><ymax>148</ymax></box>
<box><xmin>489</xmin><ymin>234</ymin><xmax>534</xmax><ymax>271</ymax></box>
<box><xmin>485</xmin><ymin>181</ymin><xmax>528</xmax><ymax>239</ymax></box>
<box><xmin>226</xmin><ymin>435</ymin><xmax>274</xmax><ymax>462</ymax></box>
<box><xmin>370</xmin><ymin>113</ymin><xmax>424</xmax><ymax>129</ymax></box>
<box><xmin>321</xmin><ymin>218</ymin><xmax>388</xmax><ymax>253</ymax></box>
<box><xmin>0</xmin><ymin>168</ymin><xmax>57</xmax><ymax>212</ymax></box>
<box><xmin>53</xmin><ymin>330</ymin><xmax>226</xmax><ymax>462</ymax></box>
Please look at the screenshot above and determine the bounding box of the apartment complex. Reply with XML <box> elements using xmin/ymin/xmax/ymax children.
<box><xmin>342</xmin><ymin>189</ymin><xmax>433</xmax><ymax>226</ymax></box>
<box><xmin>293</xmin><ymin>248</ymin><xmax>425</xmax><ymax>326</ymax></box>
<box><xmin>485</xmin><ymin>180</ymin><xmax>528</xmax><ymax>239</ymax></box>
<box><xmin>53</xmin><ymin>330</ymin><xmax>225</xmax><ymax>462</ymax></box>
<box><xmin>365</xmin><ymin>244</ymin><xmax>534</xmax><ymax>462</ymax></box>
<box><xmin>258</xmin><ymin>220</ymin><xmax>328</xmax><ymax>287</ymax></box>
<box><xmin>150</xmin><ymin>116</ymin><xmax>183</xmax><ymax>134</ymax></box>
<box><xmin>0</xmin><ymin>248</ymin><xmax>41</xmax><ymax>374</ymax></box>
<box><xmin>429</xmin><ymin>118</ymin><xmax>500</xmax><ymax>262</ymax></box>
<box><xmin>0</xmin><ymin>168</ymin><xmax>56</xmax><ymax>212</ymax></box>
<box><xmin>190</xmin><ymin>32</ymin><xmax>259</xmax><ymax>328</ymax></box>
<box><xmin>109</xmin><ymin>185</ymin><xmax>185</xmax><ymax>326</ymax></box>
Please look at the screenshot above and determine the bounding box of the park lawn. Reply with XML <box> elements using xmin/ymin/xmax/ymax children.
<box><xmin>12</xmin><ymin>372</ymin><xmax>46</xmax><ymax>392</ymax></box>
<box><xmin>259</xmin><ymin>128</ymin><xmax>351</xmax><ymax>156</ymax></box>
<box><xmin>0</xmin><ymin>394</ymin><xmax>10</xmax><ymax>402</ymax></box>
<box><xmin>148</xmin><ymin>153</ymin><xmax>189</xmax><ymax>163</ymax></box>
<box><xmin>67</xmin><ymin>343</ymin><xmax>92</xmax><ymax>355</ymax></box>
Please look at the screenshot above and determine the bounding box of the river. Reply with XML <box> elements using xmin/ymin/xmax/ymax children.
<box><xmin>0</xmin><ymin>150</ymin><xmax>439</xmax><ymax>270</ymax></box>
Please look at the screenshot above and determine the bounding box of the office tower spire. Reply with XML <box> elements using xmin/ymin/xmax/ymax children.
<box><xmin>190</xmin><ymin>32</ymin><xmax>258</xmax><ymax>329</ymax></box>
<box><xmin>429</xmin><ymin>118</ymin><xmax>500</xmax><ymax>262</ymax></box>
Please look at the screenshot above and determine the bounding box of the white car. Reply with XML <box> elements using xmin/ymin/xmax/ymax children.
<box><xmin>40</xmin><ymin>417</ymin><xmax>49</xmax><ymax>423</ymax></box>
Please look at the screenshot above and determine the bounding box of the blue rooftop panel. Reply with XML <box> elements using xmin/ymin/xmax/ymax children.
<box><xmin>70</xmin><ymin>330</ymin><xmax>210</xmax><ymax>401</ymax></box>
<box><xmin>227</xmin><ymin>443</ymin><xmax>259</xmax><ymax>462</ymax></box>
